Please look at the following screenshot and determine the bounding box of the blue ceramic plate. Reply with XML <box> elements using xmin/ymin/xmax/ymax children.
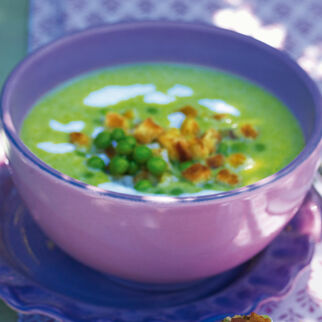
<box><xmin>0</xmin><ymin>162</ymin><xmax>317</xmax><ymax>322</ymax></box>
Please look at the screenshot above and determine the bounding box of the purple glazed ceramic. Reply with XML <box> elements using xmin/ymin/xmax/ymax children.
<box><xmin>0</xmin><ymin>159</ymin><xmax>318</xmax><ymax>321</ymax></box>
<box><xmin>1</xmin><ymin>22</ymin><xmax>321</xmax><ymax>284</ymax></box>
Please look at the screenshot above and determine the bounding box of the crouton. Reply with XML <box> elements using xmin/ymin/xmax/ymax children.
<box><xmin>249</xmin><ymin>312</ymin><xmax>272</xmax><ymax>322</ymax></box>
<box><xmin>158</xmin><ymin>128</ymin><xmax>181</xmax><ymax>147</ymax></box>
<box><xmin>134</xmin><ymin>118</ymin><xmax>164</xmax><ymax>144</ymax></box>
<box><xmin>220</xmin><ymin>129</ymin><xmax>238</xmax><ymax>139</ymax></box>
<box><xmin>158</xmin><ymin>129</ymin><xmax>192</xmax><ymax>161</ymax></box>
<box><xmin>175</xmin><ymin>139</ymin><xmax>192</xmax><ymax>162</ymax></box>
<box><xmin>228</xmin><ymin>153</ymin><xmax>246</xmax><ymax>167</ymax></box>
<box><xmin>214</xmin><ymin>113</ymin><xmax>228</xmax><ymax>120</ymax></box>
<box><xmin>181</xmin><ymin>117</ymin><xmax>200</xmax><ymax>136</ymax></box>
<box><xmin>182</xmin><ymin>163</ymin><xmax>211</xmax><ymax>183</ymax></box>
<box><xmin>201</xmin><ymin>129</ymin><xmax>221</xmax><ymax>155</ymax></box>
<box><xmin>241</xmin><ymin>124</ymin><xmax>258</xmax><ymax>139</ymax></box>
<box><xmin>226</xmin><ymin>313</ymin><xmax>271</xmax><ymax>322</ymax></box>
<box><xmin>179</xmin><ymin>105</ymin><xmax>198</xmax><ymax>117</ymax></box>
<box><xmin>189</xmin><ymin>137</ymin><xmax>210</xmax><ymax>159</ymax></box>
<box><xmin>207</xmin><ymin>154</ymin><xmax>225</xmax><ymax>168</ymax></box>
<box><xmin>249</xmin><ymin>313</ymin><xmax>271</xmax><ymax>322</ymax></box>
<box><xmin>123</xmin><ymin>110</ymin><xmax>135</xmax><ymax>119</ymax></box>
<box><xmin>105</xmin><ymin>112</ymin><xmax>129</xmax><ymax>130</ymax></box>
<box><xmin>69</xmin><ymin>132</ymin><xmax>90</xmax><ymax>146</ymax></box>
<box><xmin>216</xmin><ymin>169</ymin><xmax>239</xmax><ymax>185</ymax></box>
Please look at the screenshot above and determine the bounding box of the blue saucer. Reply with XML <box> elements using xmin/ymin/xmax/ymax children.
<box><xmin>0</xmin><ymin>163</ymin><xmax>318</xmax><ymax>321</ymax></box>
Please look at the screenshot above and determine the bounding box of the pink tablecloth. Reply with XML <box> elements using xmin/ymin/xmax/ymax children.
<box><xmin>25</xmin><ymin>0</ymin><xmax>322</xmax><ymax>320</ymax></box>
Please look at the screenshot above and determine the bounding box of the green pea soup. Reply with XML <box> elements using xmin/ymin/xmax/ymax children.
<box><xmin>20</xmin><ymin>63</ymin><xmax>304</xmax><ymax>196</ymax></box>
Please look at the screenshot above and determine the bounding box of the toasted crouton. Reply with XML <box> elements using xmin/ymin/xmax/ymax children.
<box><xmin>134</xmin><ymin>118</ymin><xmax>164</xmax><ymax>144</ymax></box>
<box><xmin>181</xmin><ymin>117</ymin><xmax>200</xmax><ymax>136</ymax></box>
<box><xmin>207</xmin><ymin>154</ymin><xmax>225</xmax><ymax>168</ymax></box>
<box><xmin>202</xmin><ymin>129</ymin><xmax>221</xmax><ymax>153</ymax></box>
<box><xmin>158</xmin><ymin>128</ymin><xmax>181</xmax><ymax>147</ymax></box>
<box><xmin>241</xmin><ymin>124</ymin><xmax>258</xmax><ymax>139</ymax></box>
<box><xmin>189</xmin><ymin>137</ymin><xmax>209</xmax><ymax>159</ymax></box>
<box><xmin>179</xmin><ymin>105</ymin><xmax>198</xmax><ymax>117</ymax></box>
<box><xmin>220</xmin><ymin>129</ymin><xmax>238</xmax><ymax>140</ymax></box>
<box><xmin>182</xmin><ymin>163</ymin><xmax>211</xmax><ymax>183</ymax></box>
<box><xmin>158</xmin><ymin>129</ymin><xmax>192</xmax><ymax>161</ymax></box>
<box><xmin>228</xmin><ymin>153</ymin><xmax>246</xmax><ymax>167</ymax></box>
<box><xmin>175</xmin><ymin>139</ymin><xmax>192</xmax><ymax>162</ymax></box>
<box><xmin>249</xmin><ymin>313</ymin><xmax>271</xmax><ymax>322</ymax></box>
<box><xmin>105</xmin><ymin>112</ymin><xmax>129</xmax><ymax>130</ymax></box>
<box><xmin>216</xmin><ymin>169</ymin><xmax>239</xmax><ymax>185</ymax></box>
<box><xmin>227</xmin><ymin>313</ymin><xmax>271</xmax><ymax>322</ymax></box>
<box><xmin>214</xmin><ymin>113</ymin><xmax>228</xmax><ymax>120</ymax></box>
<box><xmin>123</xmin><ymin>110</ymin><xmax>135</xmax><ymax>119</ymax></box>
<box><xmin>69</xmin><ymin>132</ymin><xmax>90</xmax><ymax>146</ymax></box>
<box><xmin>189</xmin><ymin>129</ymin><xmax>220</xmax><ymax>159</ymax></box>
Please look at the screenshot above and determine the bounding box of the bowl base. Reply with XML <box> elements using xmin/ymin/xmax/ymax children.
<box><xmin>0</xmin><ymin>163</ymin><xmax>317</xmax><ymax>320</ymax></box>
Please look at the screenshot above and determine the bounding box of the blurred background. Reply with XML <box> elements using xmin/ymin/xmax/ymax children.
<box><xmin>1</xmin><ymin>0</ymin><xmax>322</xmax><ymax>90</ymax></box>
<box><xmin>0</xmin><ymin>0</ymin><xmax>321</xmax><ymax>320</ymax></box>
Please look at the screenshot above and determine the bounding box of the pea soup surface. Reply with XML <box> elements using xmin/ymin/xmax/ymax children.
<box><xmin>21</xmin><ymin>63</ymin><xmax>304</xmax><ymax>196</ymax></box>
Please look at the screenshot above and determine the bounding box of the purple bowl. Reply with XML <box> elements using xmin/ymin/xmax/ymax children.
<box><xmin>1</xmin><ymin>22</ymin><xmax>321</xmax><ymax>284</ymax></box>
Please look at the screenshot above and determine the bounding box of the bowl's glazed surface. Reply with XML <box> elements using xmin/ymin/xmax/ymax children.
<box><xmin>1</xmin><ymin>22</ymin><xmax>321</xmax><ymax>283</ymax></box>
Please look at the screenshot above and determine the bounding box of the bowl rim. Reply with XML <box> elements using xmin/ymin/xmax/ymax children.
<box><xmin>1</xmin><ymin>21</ymin><xmax>321</xmax><ymax>204</ymax></box>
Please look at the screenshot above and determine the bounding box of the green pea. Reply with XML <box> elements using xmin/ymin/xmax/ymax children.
<box><xmin>133</xmin><ymin>146</ymin><xmax>152</xmax><ymax>164</ymax></box>
<box><xmin>86</xmin><ymin>156</ymin><xmax>106</xmax><ymax>170</ymax></box>
<box><xmin>255</xmin><ymin>143</ymin><xmax>266</xmax><ymax>152</ymax></box>
<box><xmin>124</xmin><ymin>136</ymin><xmax>137</xmax><ymax>147</ymax></box>
<box><xmin>147</xmin><ymin>156</ymin><xmax>167</xmax><ymax>176</ymax></box>
<box><xmin>111</xmin><ymin>128</ymin><xmax>126</xmax><ymax>141</ymax></box>
<box><xmin>127</xmin><ymin>161</ymin><xmax>139</xmax><ymax>175</ymax></box>
<box><xmin>170</xmin><ymin>188</ymin><xmax>184</xmax><ymax>196</ymax></box>
<box><xmin>217</xmin><ymin>142</ymin><xmax>229</xmax><ymax>156</ymax></box>
<box><xmin>179</xmin><ymin>161</ymin><xmax>194</xmax><ymax>172</ymax></box>
<box><xmin>135</xmin><ymin>179</ymin><xmax>153</xmax><ymax>191</ymax></box>
<box><xmin>94</xmin><ymin>131</ymin><xmax>111</xmax><ymax>149</ymax></box>
<box><xmin>146</xmin><ymin>107</ymin><xmax>158</xmax><ymax>114</ymax></box>
<box><xmin>116</xmin><ymin>140</ymin><xmax>133</xmax><ymax>156</ymax></box>
<box><xmin>109</xmin><ymin>156</ymin><xmax>129</xmax><ymax>175</ymax></box>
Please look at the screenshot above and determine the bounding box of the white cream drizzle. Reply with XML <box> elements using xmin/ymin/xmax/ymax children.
<box><xmin>83</xmin><ymin>84</ymin><xmax>156</xmax><ymax>107</ymax></box>
<box><xmin>91</xmin><ymin>127</ymin><xmax>105</xmax><ymax>138</ymax></box>
<box><xmin>143</xmin><ymin>92</ymin><xmax>175</xmax><ymax>104</ymax></box>
<box><xmin>167</xmin><ymin>84</ymin><xmax>194</xmax><ymax>97</ymax></box>
<box><xmin>49</xmin><ymin>120</ymin><xmax>85</xmax><ymax>133</ymax></box>
<box><xmin>37</xmin><ymin>142</ymin><xmax>75</xmax><ymax>154</ymax></box>
<box><xmin>97</xmin><ymin>153</ymin><xmax>110</xmax><ymax>165</ymax></box>
<box><xmin>167</xmin><ymin>112</ymin><xmax>186</xmax><ymax>128</ymax></box>
<box><xmin>83</xmin><ymin>83</ymin><xmax>194</xmax><ymax>107</ymax></box>
<box><xmin>198</xmin><ymin>99</ymin><xmax>240</xmax><ymax>116</ymax></box>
